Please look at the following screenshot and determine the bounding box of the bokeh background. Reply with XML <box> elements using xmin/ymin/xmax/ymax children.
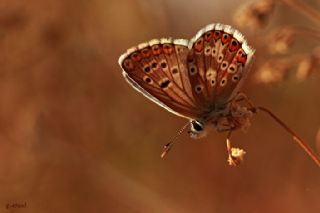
<box><xmin>0</xmin><ymin>0</ymin><xmax>320</xmax><ymax>212</ymax></box>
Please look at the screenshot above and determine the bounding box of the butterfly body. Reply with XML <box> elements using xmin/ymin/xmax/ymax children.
<box><xmin>119</xmin><ymin>23</ymin><xmax>255</xmax><ymax>138</ymax></box>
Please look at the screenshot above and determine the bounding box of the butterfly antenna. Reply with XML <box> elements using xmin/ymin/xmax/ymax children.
<box><xmin>160</xmin><ymin>121</ymin><xmax>191</xmax><ymax>158</ymax></box>
<box><xmin>253</xmin><ymin>106</ymin><xmax>320</xmax><ymax>168</ymax></box>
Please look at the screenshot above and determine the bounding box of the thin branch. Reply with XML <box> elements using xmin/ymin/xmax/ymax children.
<box><xmin>281</xmin><ymin>0</ymin><xmax>320</xmax><ymax>25</ymax></box>
<box><xmin>252</xmin><ymin>106</ymin><xmax>320</xmax><ymax>167</ymax></box>
<box><xmin>292</xmin><ymin>26</ymin><xmax>320</xmax><ymax>42</ymax></box>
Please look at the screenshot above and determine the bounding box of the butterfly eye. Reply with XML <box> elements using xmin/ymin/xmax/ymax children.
<box><xmin>191</xmin><ymin>120</ymin><xmax>204</xmax><ymax>132</ymax></box>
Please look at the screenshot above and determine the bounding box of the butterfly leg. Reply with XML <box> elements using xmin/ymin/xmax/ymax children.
<box><xmin>215</xmin><ymin>116</ymin><xmax>239</xmax><ymax>133</ymax></box>
<box><xmin>232</xmin><ymin>92</ymin><xmax>254</xmax><ymax>108</ymax></box>
<box><xmin>216</xmin><ymin>126</ymin><xmax>236</xmax><ymax>133</ymax></box>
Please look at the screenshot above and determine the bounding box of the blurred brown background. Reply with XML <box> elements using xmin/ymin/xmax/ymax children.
<box><xmin>0</xmin><ymin>0</ymin><xmax>320</xmax><ymax>212</ymax></box>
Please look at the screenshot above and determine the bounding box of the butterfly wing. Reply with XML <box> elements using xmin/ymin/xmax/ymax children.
<box><xmin>119</xmin><ymin>38</ymin><xmax>202</xmax><ymax>119</ymax></box>
<box><xmin>119</xmin><ymin>23</ymin><xmax>255</xmax><ymax>119</ymax></box>
<box><xmin>188</xmin><ymin>23</ymin><xmax>255</xmax><ymax>108</ymax></box>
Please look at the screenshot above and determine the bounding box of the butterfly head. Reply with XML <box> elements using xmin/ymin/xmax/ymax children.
<box><xmin>188</xmin><ymin>120</ymin><xmax>207</xmax><ymax>139</ymax></box>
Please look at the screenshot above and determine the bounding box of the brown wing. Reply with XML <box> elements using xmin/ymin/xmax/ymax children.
<box><xmin>119</xmin><ymin>38</ymin><xmax>202</xmax><ymax>119</ymax></box>
<box><xmin>188</xmin><ymin>24</ymin><xmax>255</xmax><ymax>108</ymax></box>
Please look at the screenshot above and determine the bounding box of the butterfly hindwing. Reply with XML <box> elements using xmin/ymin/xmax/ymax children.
<box><xmin>189</xmin><ymin>24</ymin><xmax>255</xmax><ymax>107</ymax></box>
<box><xmin>119</xmin><ymin>39</ymin><xmax>202</xmax><ymax>119</ymax></box>
<box><xmin>186</xmin><ymin>42</ymin><xmax>211</xmax><ymax>112</ymax></box>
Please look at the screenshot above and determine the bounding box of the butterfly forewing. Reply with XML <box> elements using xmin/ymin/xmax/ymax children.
<box><xmin>119</xmin><ymin>39</ymin><xmax>202</xmax><ymax>119</ymax></box>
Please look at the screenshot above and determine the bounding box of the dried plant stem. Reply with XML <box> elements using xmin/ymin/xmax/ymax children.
<box><xmin>281</xmin><ymin>0</ymin><xmax>320</xmax><ymax>25</ymax></box>
<box><xmin>276</xmin><ymin>53</ymin><xmax>307</xmax><ymax>64</ymax></box>
<box><xmin>293</xmin><ymin>26</ymin><xmax>320</xmax><ymax>42</ymax></box>
<box><xmin>253</xmin><ymin>106</ymin><xmax>320</xmax><ymax>167</ymax></box>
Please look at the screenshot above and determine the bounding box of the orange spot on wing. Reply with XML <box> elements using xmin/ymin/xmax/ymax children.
<box><xmin>229</xmin><ymin>39</ymin><xmax>240</xmax><ymax>52</ymax></box>
<box><xmin>213</xmin><ymin>30</ymin><xmax>222</xmax><ymax>40</ymax></box>
<box><xmin>152</xmin><ymin>45</ymin><xmax>162</xmax><ymax>55</ymax></box>
<box><xmin>163</xmin><ymin>44</ymin><xmax>174</xmax><ymax>54</ymax></box>
<box><xmin>131</xmin><ymin>52</ymin><xmax>142</xmax><ymax>62</ymax></box>
<box><xmin>123</xmin><ymin>59</ymin><xmax>134</xmax><ymax>70</ymax></box>
<box><xmin>221</xmin><ymin>33</ymin><xmax>231</xmax><ymax>44</ymax></box>
<box><xmin>204</xmin><ymin>31</ymin><xmax>213</xmax><ymax>41</ymax></box>
<box><xmin>141</xmin><ymin>47</ymin><xmax>151</xmax><ymax>57</ymax></box>
<box><xmin>236</xmin><ymin>50</ymin><xmax>247</xmax><ymax>64</ymax></box>
<box><xmin>194</xmin><ymin>38</ymin><xmax>204</xmax><ymax>52</ymax></box>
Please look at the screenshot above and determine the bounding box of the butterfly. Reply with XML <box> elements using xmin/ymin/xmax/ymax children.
<box><xmin>118</xmin><ymin>23</ymin><xmax>320</xmax><ymax>167</ymax></box>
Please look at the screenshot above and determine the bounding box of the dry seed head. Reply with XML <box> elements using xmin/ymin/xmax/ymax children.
<box><xmin>296</xmin><ymin>47</ymin><xmax>320</xmax><ymax>81</ymax></box>
<box><xmin>296</xmin><ymin>56</ymin><xmax>317</xmax><ymax>81</ymax></box>
<box><xmin>255</xmin><ymin>59</ymin><xmax>291</xmax><ymax>84</ymax></box>
<box><xmin>234</xmin><ymin>0</ymin><xmax>275</xmax><ymax>29</ymax></box>
<box><xmin>228</xmin><ymin>147</ymin><xmax>246</xmax><ymax>166</ymax></box>
<box><xmin>268</xmin><ymin>27</ymin><xmax>296</xmax><ymax>54</ymax></box>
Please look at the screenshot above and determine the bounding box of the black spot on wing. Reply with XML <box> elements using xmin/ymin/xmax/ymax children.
<box><xmin>160</xmin><ymin>79</ymin><xmax>171</xmax><ymax>89</ymax></box>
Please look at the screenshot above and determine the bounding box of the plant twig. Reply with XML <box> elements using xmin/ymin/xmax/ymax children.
<box><xmin>292</xmin><ymin>26</ymin><xmax>320</xmax><ymax>42</ymax></box>
<box><xmin>281</xmin><ymin>0</ymin><xmax>320</xmax><ymax>25</ymax></box>
<box><xmin>252</xmin><ymin>106</ymin><xmax>320</xmax><ymax>167</ymax></box>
